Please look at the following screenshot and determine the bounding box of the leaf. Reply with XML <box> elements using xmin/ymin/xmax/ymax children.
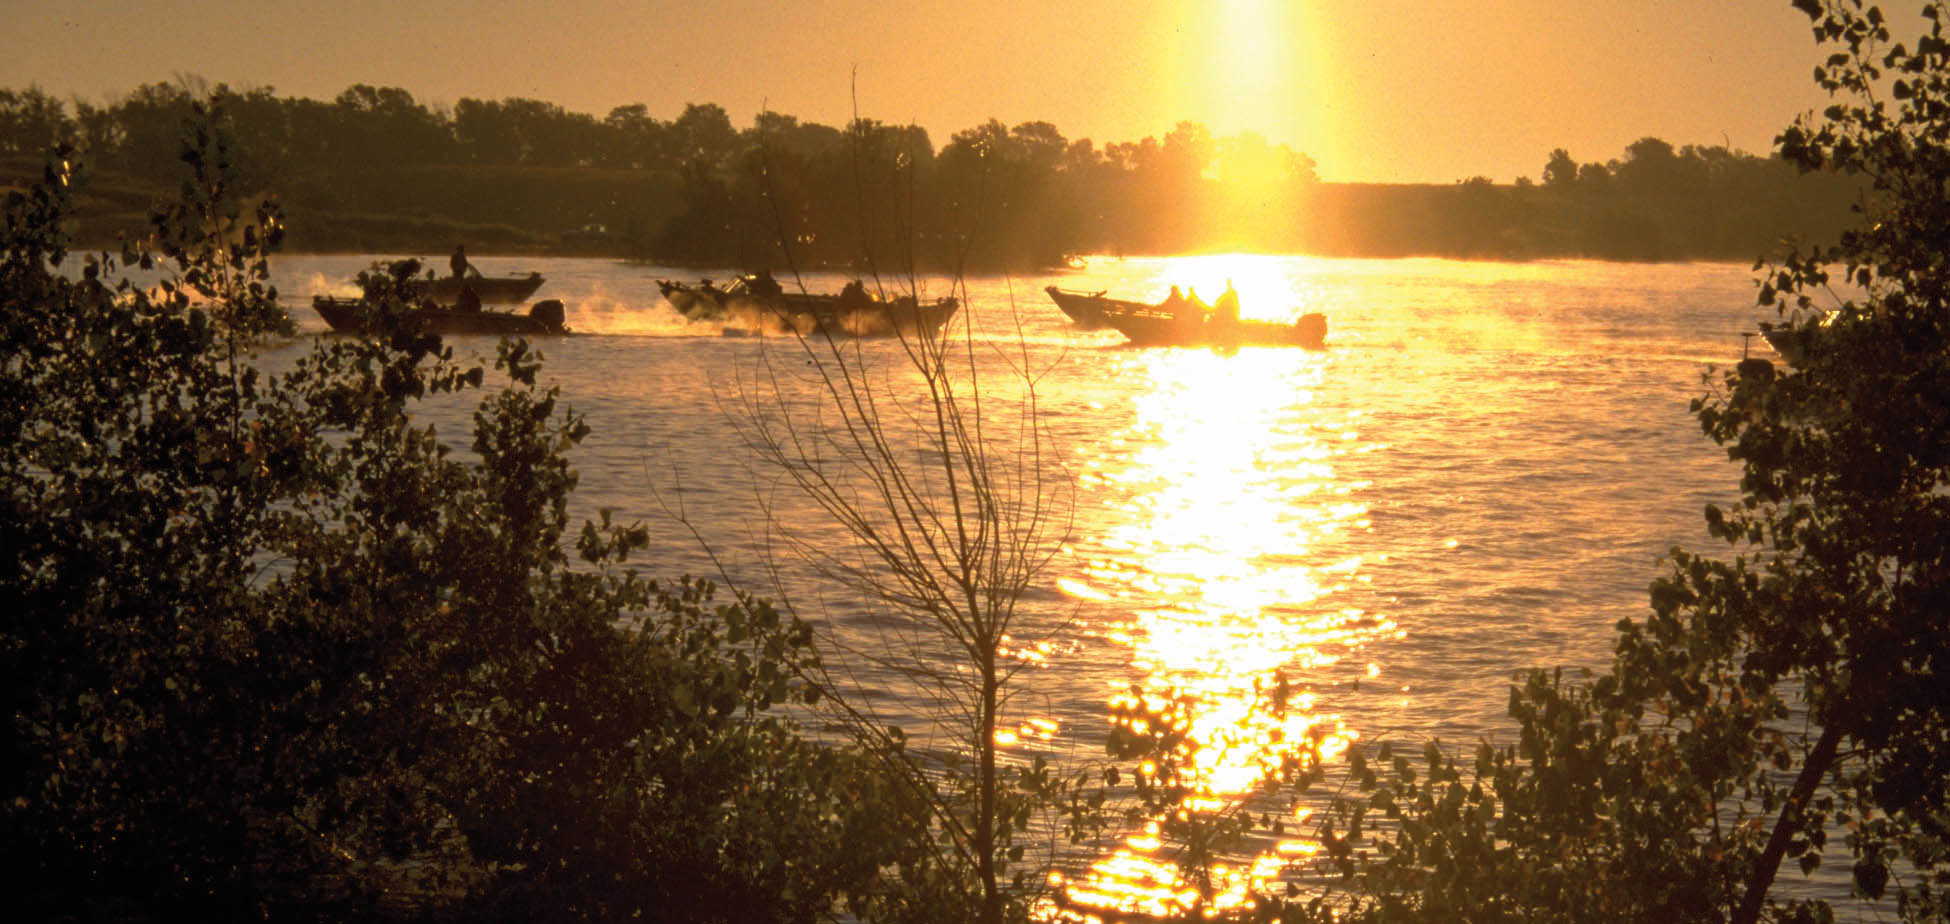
<box><xmin>1853</xmin><ymin>859</ymin><xmax>1888</xmax><ymax>899</ymax></box>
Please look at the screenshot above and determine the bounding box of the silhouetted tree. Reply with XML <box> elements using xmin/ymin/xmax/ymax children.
<box><xmin>1543</xmin><ymin>147</ymin><xmax>1579</xmax><ymax>187</ymax></box>
<box><xmin>0</xmin><ymin>86</ymin><xmax>72</xmax><ymax>154</ymax></box>
<box><xmin>1269</xmin><ymin>5</ymin><xmax>1950</xmax><ymax>922</ymax></box>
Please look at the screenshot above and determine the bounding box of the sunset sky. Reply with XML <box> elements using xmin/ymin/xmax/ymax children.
<box><xmin>2</xmin><ymin>0</ymin><xmax>1833</xmax><ymax>183</ymax></box>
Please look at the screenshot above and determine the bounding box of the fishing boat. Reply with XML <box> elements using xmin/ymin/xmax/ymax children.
<box><xmin>1042</xmin><ymin>286</ymin><xmax>1132</xmax><ymax>329</ymax></box>
<box><xmin>661</xmin><ymin>277</ymin><xmax>959</xmax><ymax>339</ymax></box>
<box><xmin>1758</xmin><ymin>309</ymin><xmax>1841</xmax><ymax>368</ymax></box>
<box><xmin>422</xmin><ymin>271</ymin><xmax>547</xmax><ymax>305</ymax></box>
<box><xmin>312</xmin><ymin>296</ymin><xmax>570</xmax><ymax>336</ymax></box>
<box><xmin>658</xmin><ymin>278</ymin><xmax>730</xmax><ymax>321</ymax></box>
<box><xmin>1044</xmin><ymin>286</ymin><xmax>1327</xmax><ymax>349</ymax></box>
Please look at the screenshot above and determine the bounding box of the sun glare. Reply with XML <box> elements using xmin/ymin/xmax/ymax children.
<box><xmin>1046</xmin><ymin>347</ymin><xmax>1391</xmax><ymax>921</ymax></box>
<box><xmin>1167</xmin><ymin>0</ymin><xmax>1337</xmax><ymax>161</ymax></box>
<box><xmin>1150</xmin><ymin>253</ymin><xmax>1317</xmax><ymax>323</ymax></box>
<box><xmin>1207</xmin><ymin>0</ymin><xmax>1288</xmax><ymax>134</ymax></box>
<box><xmin>1160</xmin><ymin>0</ymin><xmax>1341</xmax><ymax>243</ymax></box>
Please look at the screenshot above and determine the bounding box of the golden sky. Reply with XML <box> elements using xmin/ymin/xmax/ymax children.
<box><xmin>1</xmin><ymin>0</ymin><xmax>1831</xmax><ymax>183</ymax></box>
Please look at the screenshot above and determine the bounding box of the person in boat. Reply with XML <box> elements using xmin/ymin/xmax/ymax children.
<box><xmin>1164</xmin><ymin>285</ymin><xmax>1198</xmax><ymax>327</ymax></box>
<box><xmin>748</xmin><ymin>268</ymin><xmax>783</xmax><ymax>297</ymax></box>
<box><xmin>455</xmin><ymin>284</ymin><xmax>482</xmax><ymax>313</ymax></box>
<box><xmin>449</xmin><ymin>244</ymin><xmax>472</xmax><ymax>280</ymax></box>
<box><xmin>1213</xmin><ymin>279</ymin><xmax>1240</xmax><ymax>326</ymax></box>
<box><xmin>839</xmin><ymin>279</ymin><xmax>871</xmax><ymax>309</ymax></box>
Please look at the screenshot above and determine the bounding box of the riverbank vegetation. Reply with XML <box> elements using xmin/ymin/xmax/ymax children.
<box><xmin>0</xmin><ymin>92</ymin><xmax>1187</xmax><ymax>924</ymax></box>
<box><xmin>1261</xmin><ymin>3</ymin><xmax>1950</xmax><ymax>921</ymax></box>
<box><xmin>5</xmin><ymin>1</ymin><xmax>1945</xmax><ymax>921</ymax></box>
<box><xmin>3</xmin><ymin>79</ymin><xmax>1861</xmax><ymax>268</ymax></box>
<box><xmin>0</xmin><ymin>103</ymin><xmax>927</xmax><ymax>922</ymax></box>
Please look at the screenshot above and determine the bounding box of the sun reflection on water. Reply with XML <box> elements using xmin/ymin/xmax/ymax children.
<box><xmin>1039</xmin><ymin>346</ymin><xmax>1397</xmax><ymax>921</ymax></box>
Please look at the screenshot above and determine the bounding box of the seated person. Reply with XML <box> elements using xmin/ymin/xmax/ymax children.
<box><xmin>839</xmin><ymin>279</ymin><xmax>870</xmax><ymax>308</ymax></box>
<box><xmin>749</xmin><ymin>269</ymin><xmax>783</xmax><ymax>297</ymax></box>
<box><xmin>1213</xmin><ymin>280</ymin><xmax>1240</xmax><ymax>325</ymax></box>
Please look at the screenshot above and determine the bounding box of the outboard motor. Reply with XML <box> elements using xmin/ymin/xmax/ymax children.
<box><xmin>1294</xmin><ymin>312</ymin><xmax>1328</xmax><ymax>347</ymax></box>
<box><xmin>527</xmin><ymin>299</ymin><xmax>567</xmax><ymax>333</ymax></box>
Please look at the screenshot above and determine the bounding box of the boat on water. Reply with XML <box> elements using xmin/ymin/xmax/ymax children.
<box><xmin>1042</xmin><ymin>286</ymin><xmax>1129</xmax><ymax>330</ymax></box>
<box><xmin>1759</xmin><ymin>326</ymin><xmax>1801</xmax><ymax>366</ymax></box>
<box><xmin>422</xmin><ymin>271</ymin><xmax>546</xmax><ymax>305</ymax></box>
<box><xmin>660</xmin><ymin>276</ymin><xmax>960</xmax><ymax>339</ymax></box>
<box><xmin>1758</xmin><ymin>309</ymin><xmax>1844</xmax><ymax>368</ymax></box>
<box><xmin>658</xmin><ymin>278</ymin><xmax>731</xmax><ymax>321</ymax></box>
<box><xmin>1044</xmin><ymin>286</ymin><xmax>1327</xmax><ymax>349</ymax></box>
<box><xmin>312</xmin><ymin>296</ymin><xmax>570</xmax><ymax>336</ymax></box>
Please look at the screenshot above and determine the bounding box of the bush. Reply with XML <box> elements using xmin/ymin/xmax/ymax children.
<box><xmin>1265</xmin><ymin>4</ymin><xmax>1950</xmax><ymax>922</ymax></box>
<box><xmin>1</xmin><ymin>96</ymin><xmax>895</xmax><ymax>922</ymax></box>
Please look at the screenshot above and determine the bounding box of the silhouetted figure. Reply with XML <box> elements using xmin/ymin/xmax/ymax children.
<box><xmin>528</xmin><ymin>299</ymin><xmax>566</xmax><ymax>332</ymax></box>
<box><xmin>839</xmin><ymin>279</ymin><xmax>870</xmax><ymax>309</ymax></box>
<box><xmin>449</xmin><ymin>245</ymin><xmax>471</xmax><ymax>279</ymax></box>
<box><xmin>749</xmin><ymin>269</ymin><xmax>782</xmax><ymax>297</ymax></box>
<box><xmin>1214</xmin><ymin>279</ymin><xmax>1240</xmax><ymax>326</ymax></box>
<box><xmin>1165</xmin><ymin>285</ymin><xmax>1197</xmax><ymax>327</ymax></box>
<box><xmin>455</xmin><ymin>284</ymin><xmax>481</xmax><ymax>313</ymax></box>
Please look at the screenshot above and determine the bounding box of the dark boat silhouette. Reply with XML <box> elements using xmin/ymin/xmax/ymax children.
<box><xmin>661</xmin><ymin>276</ymin><xmax>959</xmax><ymax>339</ymax></box>
<box><xmin>422</xmin><ymin>272</ymin><xmax>546</xmax><ymax>305</ymax></box>
<box><xmin>1045</xmin><ymin>286</ymin><xmax>1326</xmax><ymax>349</ymax></box>
<box><xmin>312</xmin><ymin>296</ymin><xmax>570</xmax><ymax>336</ymax></box>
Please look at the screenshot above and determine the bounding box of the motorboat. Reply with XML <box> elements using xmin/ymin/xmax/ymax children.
<box><xmin>661</xmin><ymin>277</ymin><xmax>959</xmax><ymax>339</ymax></box>
<box><xmin>1044</xmin><ymin>286</ymin><xmax>1326</xmax><ymax>349</ymax></box>
<box><xmin>422</xmin><ymin>271</ymin><xmax>546</xmax><ymax>305</ymax></box>
<box><xmin>312</xmin><ymin>296</ymin><xmax>570</xmax><ymax>336</ymax></box>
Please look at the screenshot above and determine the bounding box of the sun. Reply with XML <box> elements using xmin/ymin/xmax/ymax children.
<box><xmin>1161</xmin><ymin>0</ymin><xmax>1341</xmax><ymax>244</ymax></box>
<box><xmin>1158</xmin><ymin>253</ymin><xmax>1313</xmax><ymax>323</ymax></box>
<box><xmin>1171</xmin><ymin>0</ymin><xmax>1314</xmax><ymax>155</ymax></box>
<box><xmin>1211</xmin><ymin>0</ymin><xmax>1288</xmax><ymax>131</ymax></box>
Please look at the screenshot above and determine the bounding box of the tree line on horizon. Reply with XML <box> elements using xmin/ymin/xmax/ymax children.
<box><xmin>1</xmin><ymin>80</ymin><xmax>1862</xmax><ymax>268</ymax></box>
<box><xmin>4</xmin><ymin>1</ymin><xmax>1947</xmax><ymax>920</ymax></box>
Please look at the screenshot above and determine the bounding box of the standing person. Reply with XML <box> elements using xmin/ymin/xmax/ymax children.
<box><xmin>449</xmin><ymin>244</ymin><xmax>471</xmax><ymax>279</ymax></box>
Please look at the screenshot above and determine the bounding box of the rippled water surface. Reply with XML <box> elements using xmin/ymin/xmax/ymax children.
<box><xmin>272</xmin><ymin>253</ymin><xmax>1776</xmax><ymax>914</ymax></box>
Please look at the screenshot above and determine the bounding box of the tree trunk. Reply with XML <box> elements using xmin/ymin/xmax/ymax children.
<box><xmin>1732</xmin><ymin>721</ymin><xmax>1842</xmax><ymax>924</ymax></box>
<box><xmin>978</xmin><ymin>655</ymin><xmax>1000</xmax><ymax>924</ymax></box>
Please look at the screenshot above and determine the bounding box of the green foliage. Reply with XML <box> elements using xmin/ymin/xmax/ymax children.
<box><xmin>2</xmin><ymin>100</ymin><xmax>899</xmax><ymax>921</ymax></box>
<box><xmin>3</xmin><ymin>77</ymin><xmax>1859</xmax><ymax>266</ymax></box>
<box><xmin>1252</xmin><ymin>4</ymin><xmax>1950</xmax><ymax>922</ymax></box>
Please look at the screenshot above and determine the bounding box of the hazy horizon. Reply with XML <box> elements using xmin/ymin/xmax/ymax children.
<box><xmin>1</xmin><ymin>0</ymin><xmax>1832</xmax><ymax>184</ymax></box>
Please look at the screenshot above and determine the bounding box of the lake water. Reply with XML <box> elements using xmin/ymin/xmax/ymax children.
<box><xmin>268</xmin><ymin>253</ymin><xmax>1850</xmax><ymax>916</ymax></box>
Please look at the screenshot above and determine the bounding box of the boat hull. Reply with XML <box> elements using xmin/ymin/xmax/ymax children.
<box><xmin>423</xmin><ymin>273</ymin><xmax>546</xmax><ymax>305</ymax></box>
<box><xmin>1045</xmin><ymin>286</ymin><xmax>1326</xmax><ymax>349</ymax></box>
<box><xmin>661</xmin><ymin>280</ymin><xmax>958</xmax><ymax>338</ymax></box>
<box><xmin>658</xmin><ymin>280</ymin><xmax>729</xmax><ymax>320</ymax></box>
<box><xmin>1044</xmin><ymin>286</ymin><xmax>1141</xmax><ymax>330</ymax></box>
<box><xmin>312</xmin><ymin>296</ymin><xmax>569</xmax><ymax>336</ymax></box>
